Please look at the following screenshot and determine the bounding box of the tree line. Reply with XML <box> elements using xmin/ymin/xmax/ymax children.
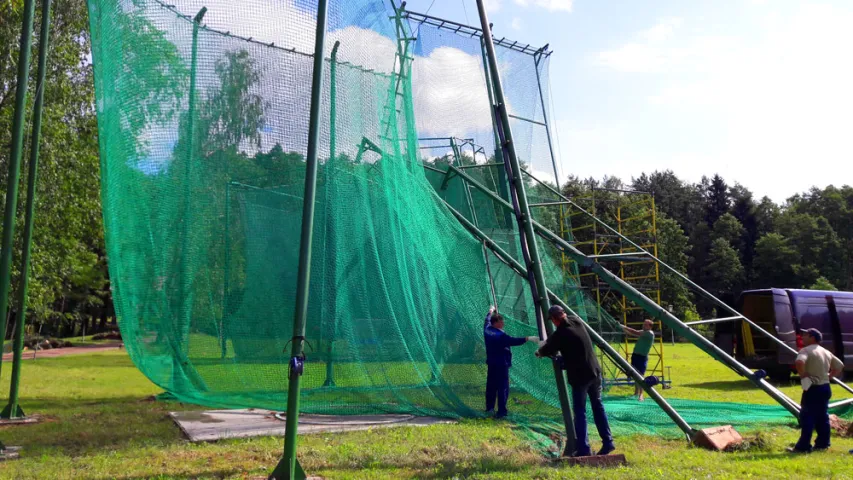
<box><xmin>559</xmin><ymin>172</ymin><xmax>852</xmax><ymax>320</ymax></box>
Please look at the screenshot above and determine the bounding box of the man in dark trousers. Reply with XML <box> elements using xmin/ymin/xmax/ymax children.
<box><xmin>788</xmin><ymin>328</ymin><xmax>844</xmax><ymax>453</ymax></box>
<box><xmin>536</xmin><ymin>305</ymin><xmax>615</xmax><ymax>457</ymax></box>
<box><xmin>484</xmin><ymin>306</ymin><xmax>538</xmax><ymax>419</ymax></box>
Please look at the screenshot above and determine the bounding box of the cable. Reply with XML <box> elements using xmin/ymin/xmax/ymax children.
<box><xmin>424</xmin><ymin>0</ymin><xmax>437</xmax><ymax>16</ymax></box>
<box><xmin>462</xmin><ymin>0</ymin><xmax>470</xmax><ymax>25</ymax></box>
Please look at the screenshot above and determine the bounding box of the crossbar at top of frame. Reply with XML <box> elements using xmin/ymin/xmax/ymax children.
<box><xmin>403</xmin><ymin>10</ymin><xmax>551</xmax><ymax>58</ymax></box>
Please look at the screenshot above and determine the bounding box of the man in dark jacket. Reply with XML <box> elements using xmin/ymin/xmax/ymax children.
<box><xmin>536</xmin><ymin>305</ymin><xmax>615</xmax><ymax>456</ymax></box>
<box><xmin>484</xmin><ymin>306</ymin><xmax>538</xmax><ymax>418</ymax></box>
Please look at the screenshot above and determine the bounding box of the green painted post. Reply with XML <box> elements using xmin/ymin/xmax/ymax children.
<box><xmin>322</xmin><ymin>40</ymin><xmax>340</xmax><ymax>388</ymax></box>
<box><xmin>479</xmin><ymin>38</ymin><xmax>512</xmax><ymax>229</ymax></box>
<box><xmin>172</xmin><ymin>6</ymin><xmax>207</xmax><ymax>390</ymax></box>
<box><xmin>0</xmin><ymin>0</ymin><xmax>36</xmax><ymax>379</ymax></box>
<box><xmin>329</xmin><ymin>41</ymin><xmax>339</xmax><ymax>165</ymax></box>
<box><xmin>269</xmin><ymin>0</ymin><xmax>329</xmax><ymax>477</ymax></box>
<box><xmin>221</xmin><ymin>180</ymin><xmax>229</xmax><ymax>359</ymax></box>
<box><xmin>532</xmin><ymin>50</ymin><xmax>560</xmax><ymax>187</ymax></box>
<box><xmin>479</xmin><ymin>38</ymin><xmax>518</xmax><ymax>317</ymax></box>
<box><xmin>474</xmin><ymin>0</ymin><xmax>576</xmax><ymax>455</ymax></box>
<box><xmin>1</xmin><ymin>0</ymin><xmax>52</xmax><ymax>420</ymax></box>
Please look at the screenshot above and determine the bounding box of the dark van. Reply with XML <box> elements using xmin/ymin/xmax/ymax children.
<box><xmin>713</xmin><ymin>288</ymin><xmax>853</xmax><ymax>380</ymax></box>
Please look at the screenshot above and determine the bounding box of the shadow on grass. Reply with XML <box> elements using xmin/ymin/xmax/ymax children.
<box><xmin>0</xmin><ymin>395</ymin><xmax>197</xmax><ymax>456</ymax></box>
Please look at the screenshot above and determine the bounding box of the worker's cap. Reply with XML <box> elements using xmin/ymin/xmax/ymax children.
<box><xmin>547</xmin><ymin>305</ymin><xmax>565</xmax><ymax>318</ymax></box>
<box><xmin>803</xmin><ymin>328</ymin><xmax>823</xmax><ymax>343</ymax></box>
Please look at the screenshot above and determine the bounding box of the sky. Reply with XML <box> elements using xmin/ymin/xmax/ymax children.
<box><xmin>400</xmin><ymin>0</ymin><xmax>853</xmax><ymax>202</ymax></box>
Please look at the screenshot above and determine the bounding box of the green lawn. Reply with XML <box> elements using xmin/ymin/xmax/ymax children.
<box><xmin>0</xmin><ymin>345</ymin><xmax>851</xmax><ymax>479</ymax></box>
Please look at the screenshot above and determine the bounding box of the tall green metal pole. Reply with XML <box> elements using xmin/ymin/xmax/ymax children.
<box><xmin>221</xmin><ymin>181</ymin><xmax>229</xmax><ymax>359</ymax></box>
<box><xmin>329</xmin><ymin>41</ymin><xmax>339</xmax><ymax>165</ymax></box>
<box><xmin>532</xmin><ymin>51</ymin><xmax>561</xmax><ymax>188</ymax></box>
<box><xmin>1</xmin><ymin>0</ymin><xmax>52</xmax><ymax>420</ymax></box>
<box><xmin>270</xmin><ymin>0</ymin><xmax>329</xmax><ymax>478</ymax></box>
<box><xmin>322</xmin><ymin>40</ymin><xmax>340</xmax><ymax>388</ymax></box>
<box><xmin>474</xmin><ymin>0</ymin><xmax>575</xmax><ymax>455</ymax></box>
<box><xmin>479</xmin><ymin>38</ymin><xmax>512</xmax><ymax>229</ymax></box>
<box><xmin>0</xmin><ymin>0</ymin><xmax>36</xmax><ymax>379</ymax></box>
<box><xmin>172</xmin><ymin>6</ymin><xmax>207</xmax><ymax>391</ymax></box>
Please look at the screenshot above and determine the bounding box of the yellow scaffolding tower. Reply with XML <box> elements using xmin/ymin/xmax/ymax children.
<box><xmin>564</xmin><ymin>186</ymin><xmax>668</xmax><ymax>387</ymax></box>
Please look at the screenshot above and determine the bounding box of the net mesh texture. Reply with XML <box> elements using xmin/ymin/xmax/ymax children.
<box><xmin>86</xmin><ymin>0</ymin><xmax>845</xmax><ymax>447</ymax></box>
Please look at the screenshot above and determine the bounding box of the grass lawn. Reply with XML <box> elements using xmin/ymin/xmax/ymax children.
<box><xmin>0</xmin><ymin>345</ymin><xmax>850</xmax><ymax>479</ymax></box>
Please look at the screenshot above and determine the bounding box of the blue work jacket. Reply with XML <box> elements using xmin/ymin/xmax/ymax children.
<box><xmin>483</xmin><ymin>313</ymin><xmax>527</xmax><ymax>367</ymax></box>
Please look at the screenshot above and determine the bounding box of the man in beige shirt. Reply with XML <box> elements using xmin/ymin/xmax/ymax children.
<box><xmin>789</xmin><ymin>328</ymin><xmax>844</xmax><ymax>453</ymax></box>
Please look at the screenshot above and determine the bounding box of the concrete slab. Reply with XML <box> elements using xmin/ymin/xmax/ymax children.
<box><xmin>170</xmin><ymin>409</ymin><xmax>454</xmax><ymax>442</ymax></box>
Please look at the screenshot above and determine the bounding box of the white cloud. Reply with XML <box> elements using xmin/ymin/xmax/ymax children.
<box><xmin>514</xmin><ymin>0</ymin><xmax>572</xmax><ymax>12</ymax></box>
<box><xmin>638</xmin><ymin>17</ymin><xmax>682</xmax><ymax>43</ymax></box>
<box><xmin>596</xmin><ymin>43</ymin><xmax>676</xmax><ymax>74</ymax></box>
<box><xmin>511</xmin><ymin>17</ymin><xmax>523</xmax><ymax>31</ymax></box>
<box><xmin>595</xmin><ymin>17</ymin><xmax>693</xmax><ymax>73</ymax></box>
<box><xmin>588</xmin><ymin>4</ymin><xmax>853</xmax><ymax>201</ymax></box>
<box><xmin>411</xmin><ymin>46</ymin><xmax>493</xmax><ymax>135</ymax></box>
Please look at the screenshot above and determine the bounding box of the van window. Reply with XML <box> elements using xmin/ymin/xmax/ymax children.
<box><xmin>835</xmin><ymin>304</ymin><xmax>853</xmax><ymax>365</ymax></box>
<box><xmin>797</xmin><ymin>304</ymin><xmax>835</xmax><ymax>349</ymax></box>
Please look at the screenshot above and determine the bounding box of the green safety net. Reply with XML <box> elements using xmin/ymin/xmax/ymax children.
<box><xmin>87</xmin><ymin>0</ymin><xmax>844</xmax><ymax>446</ymax></box>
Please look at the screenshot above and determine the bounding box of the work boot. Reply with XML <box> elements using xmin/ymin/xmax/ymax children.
<box><xmin>786</xmin><ymin>446</ymin><xmax>812</xmax><ymax>454</ymax></box>
<box><xmin>597</xmin><ymin>443</ymin><xmax>616</xmax><ymax>456</ymax></box>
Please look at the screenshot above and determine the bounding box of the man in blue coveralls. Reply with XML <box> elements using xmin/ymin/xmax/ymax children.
<box><xmin>484</xmin><ymin>306</ymin><xmax>538</xmax><ymax>419</ymax></box>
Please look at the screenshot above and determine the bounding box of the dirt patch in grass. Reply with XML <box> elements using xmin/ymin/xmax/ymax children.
<box><xmin>723</xmin><ymin>432</ymin><xmax>772</xmax><ymax>452</ymax></box>
<box><xmin>830</xmin><ymin>414</ymin><xmax>852</xmax><ymax>436</ymax></box>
